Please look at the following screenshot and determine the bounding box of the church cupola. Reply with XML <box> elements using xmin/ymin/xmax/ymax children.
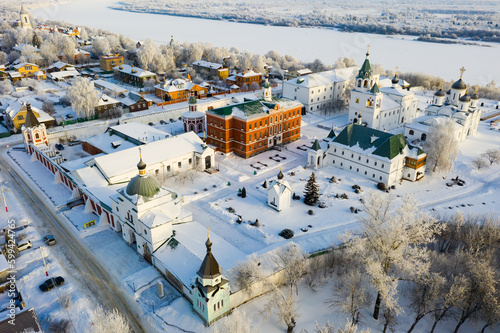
<box><xmin>458</xmin><ymin>93</ymin><xmax>471</xmax><ymax>112</ymax></box>
<box><xmin>450</xmin><ymin>67</ymin><xmax>467</xmax><ymax>106</ymax></box>
<box><xmin>188</xmin><ymin>92</ymin><xmax>197</xmax><ymax>112</ymax></box>
<box><xmin>433</xmin><ymin>88</ymin><xmax>445</xmax><ymax>106</ymax></box>
<box><xmin>22</xmin><ymin>102</ymin><xmax>48</xmax><ymax>154</ymax></box>
<box><xmin>277</xmin><ymin>168</ymin><xmax>284</xmax><ymax>181</ymax></box>
<box><xmin>125</xmin><ymin>151</ymin><xmax>161</xmax><ymax>198</ymax></box>
<box><xmin>391</xmin><ymin>71</ymin><xmax>399</xmax><ymax>88</ymax></box>
<box><xmin>263</xmin><ymin>75</ymin><xmax>272</xmax><ymax>101</ymax></box>
<box><xmin>197</xmin><ymin>233</ymin><xmax>222</xmax><ymax>286</ymax></box>
<box><xmin>470</xmin><ymin>88</ymin><xmax>479</xmax><ymax>108</ymax></box>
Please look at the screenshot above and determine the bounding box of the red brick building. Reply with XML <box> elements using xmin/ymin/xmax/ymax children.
<box><xmin>206</xmin><ymin>88</ymin><xmax>302</xmax><ymax>158</ymax></box>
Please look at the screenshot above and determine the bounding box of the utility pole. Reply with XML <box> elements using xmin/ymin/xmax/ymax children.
<box><xmin>1</xmin><ymin>186</ymin><xmax>7</xmax><ymax>212</ymax></box>
<box><xmin>40</xmin><ymin>246</ymin><xmax>48</xmax><ymax>276</ymax></box>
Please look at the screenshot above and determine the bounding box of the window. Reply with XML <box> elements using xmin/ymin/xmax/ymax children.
<box><xmin>374</xmin><ymin>162</ymin><xmax>377</xmax><ymax>166</ymax></box>
<box><xmin>260</xmin><ymin>121</ymin><xmax>262</xmax><ymax>127</ymax></box>
<box><xmin>249</xmin><ymin>123</ymin><xmax>252</xmax><ymax>129</ymax></box>
<box><xmin>17</xmin><ymin>115</ymin><xmax>24</xmax><ymax>120</ymax></box>
<box><xmin>341</xmin><ymin>151</ymin><xmax>344</xmax><ymax>155</ymax></box>
<box><xmin>350</xmin><ymin>166</ymin><xmax>352</xmax><ymax>170</ymax></box>
<box><xmin>357</xmin><ymin>168</ymin><xmax>359</xmax><ymax>172</ymax></box>
<box><xmin>380</xmin><ymin>176</ymin><xmax>382</xmax><ymax>180</ymax></box>
<box><xmin>351</xmin><ymin>154</ymin><xmax>354</xmax><ymax>158</ymax></box>
<box><xmin>355</xmin><ymin>98</ymin><xmax>359</xmax><ymax>104</ymax></box>
<box><xmin>381</xmin><ymin>164</ymin><xmax>384</xmax><ymax>168</ymax></box>
<box><xmin>365</xmin><ymin>171</ymin><xmax>367</xmax><ymax>175</ymax></box>
<box><xmin>409</xmin><ymin>130</ymin><xmax>414</xmax><ymax>135</ymax></box>
<box><xmin>178</xmin><ymin>162</ymin><xmax>181</xmax><ymax>168</ymax></box>
<box><xmin>167</xmin><ymin>165</ymin><xmax>171</xmax><ymax>172</ymax></box>
<box><xmin>340</xmin><ymin>162</ymin><xmax>343</xmax><ymax>166</ymax></box>
<box><xmin>144</xmin><ymin>229</ymin><xmax>147</xmax><ymax>235</ymax></box>
<box><xmin>358</xmin><ymin>156</ymin><xmax>361</xmax><ymax>161</ymax></box>
<box><xmin>373</xmin><ymin>174</ymin><xmax>375</xmax><ymax>178</ymax></box>
<box><xmin>189</xmin><ymin>158</ymin><xmax>192</xmax><ymax>165</ymax></box>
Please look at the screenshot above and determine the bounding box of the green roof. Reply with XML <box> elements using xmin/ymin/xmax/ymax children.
<box><xmin>333</xmin><ymin>124</ymin><xmax>411</xmax><ymax>160</ymax></box>
<box><xmin>189</xmin><ymin>96</ymin><xmax>197</xmax><ymax>104</ymax></box>
<box><xmin>327</xmin><ymin>129</ymin><xmax>336</xmax><ymax>139</ymax></box>
<box><xmin>357</xmin><ymin>56</ymin><xmax>373</xmax><ymax>79</ymax></box>
<box><xmin>311</xmin><ymin>139</ymin><xmax>321</xmax><ymax>151</ymax></box>
<box><xmin>208</xmin><ymin>98</ymin><xmax>276</xmax><ymax>119</ymax></box>
<box><xmin>126</xmin><ymin>174</ymin><xmax>161</xmax><ymax>198</ymax></box>
<box><xmin>370</xmin><ymin>82</ymin><xmax>380</xmax><ymax>94</ymax></box>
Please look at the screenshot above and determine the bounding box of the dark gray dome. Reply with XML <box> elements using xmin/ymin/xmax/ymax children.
<box><xmin>452</xmin><ymin>78</ymin><xmax>466</xmax><ymax>90</ymax></box>
<box><xmin>446</xmin><ymin>89</ymin><xmax>451</xmax><ymax>95</ymax></box>
<box><xmin>471</xmin><ymin>93</ymin><xmax>479</xmax><ymax>100</ymax></box>
<box><xmin>459</xmin><ymin>94</ymin><xmax>470</xmax><ymax>102</ymax></box>
<box><xmin>391</xmin><ymin>74</ymin><xmax>398</xmax><ymax>85</ymax></box>
<box><xmin>434</xmin><ymin>89</ymin><xmax>445</xmax><ymax>97</ymax></box>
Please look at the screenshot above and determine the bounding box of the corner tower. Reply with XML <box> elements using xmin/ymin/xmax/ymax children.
<box><xmin>22</xmin><ymin>102</ymin><xmax>47</xmax><ymax>154</ymax></box>
<box><xmin>191</xmin><ymin>232</ymin><xmax>230</xmax><ymax>325</ymax></box>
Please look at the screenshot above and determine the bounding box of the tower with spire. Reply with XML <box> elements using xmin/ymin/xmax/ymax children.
<box><xmin>20</xmin><ymin>3</ymin><xmax>32</xmax><ymax>30</ymax></box>
<box><xmin>22</xmin><ymin>102</ymin><xmax>48</xmax><ymax>154</ymax></box>
<box><xmin>182</xmin><ymin>91</ymin><xmax>206</xmax><ymax>134</ymax></box>
<box><xmin>191</xmin><ymin>231</ymin><xmax>230</xmax><ymax>325</ymax></box>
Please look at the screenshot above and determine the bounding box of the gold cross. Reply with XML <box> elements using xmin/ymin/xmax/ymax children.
<box><xmin>138</xmin><ymin>147</ymin><xmax>142</xmax><ymax>159</ymax></box>
<box><xmin>395</xmin><ymin>66</ymin><xmax>399</xmax><ymax>75</ymax></box>
<box><xmin>459</xmin><ymin>67</ymin><xmax>466</xmax><ymax>79</ymax></box>
<box><xmin>367</xmin><ymin>45</ymin><xmax>370</xmax><ymax>55</ymax></box>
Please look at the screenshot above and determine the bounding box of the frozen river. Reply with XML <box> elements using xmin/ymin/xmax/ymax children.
<box><xmin>33</xmin><ymin>0</ymin><xmax>500</xmax><ymax>85</ymax></box>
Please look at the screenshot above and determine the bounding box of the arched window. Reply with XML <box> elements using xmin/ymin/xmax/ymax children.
<box><xmin>421</xmin><ymin>133</ymin><xmax>427</xmax><ymax>141</ymax></box>
<box><xmin>409</xmin><ymin>130</ymin><xmax>414</xmax><ymax>135</ymax></box>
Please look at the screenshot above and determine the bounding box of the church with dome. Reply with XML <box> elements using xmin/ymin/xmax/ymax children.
<box><xmin>348</xmin><ymin>50</ymin><xmax>419</xmax><ymax>131</ymax></box>
<box><xmin>404</xmin><ymin>67</ymin><xmax>482</xmax><ymax>144</ymax></box>
<box><xmin>110</xmin><ymin>153</ymin><xmax>192</xmax><ymax>263</ymax></box>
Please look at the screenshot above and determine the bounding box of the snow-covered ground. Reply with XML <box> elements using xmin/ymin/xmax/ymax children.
<box><xmin>2</xmin><ymin>85</ymin><xmax>500</xmax><ymax>332</ymax></box>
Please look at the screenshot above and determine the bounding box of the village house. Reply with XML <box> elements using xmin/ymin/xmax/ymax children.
<box><xmin>287</xmin><ymin>68</ymin><xmax>312</xmax><ymax>79</ymax></box>
<box><xmin>206</xmin><ymin>80</ymin><xmax>302</xmax><ymax>158</ymax></box>
<box><xmin>99</xmin><ymin>54</ymin><xmax>125</xmax><ymax>72</ymax></box>
<box><xmin>5</xmin><ymin>101</ymin><xmax>54</xmax><ymax>132</ymax></box>
<box><xmin>118</xmin><ymin>92</ymin><xmax>152</xmax><ymax>112</ymax></box>
<box><xmin>226</xmin><ymin>70</ymin><xmax>263</xmax><ymax>89</ymax></box>
<box><xmin>154</xmin><ymin>78</ymin><xmax>208</xmax><ymax>102</ymax></box>
<box><xmin>95</xmin><ymin>93</ymin><xmax>120</xmax><ymax>115</ymax></box>
<box><xmin>113</xmin><ymin>64</ymin><xmax>157</xmax><ymax>88</ymax></box>
<box><xmin>307</xmin><ymin>123</ymin><xmax>426</xmax><ymax>186</ymax></box>
<box><xmin>192</xmin><ymin>60</ymin><xmax>229</xmax><ymax>79</ymax></box>
<box><xmin>13</xmin><ymin>63</ymin><xmax>39</xmax><ymax>78</ymax></box>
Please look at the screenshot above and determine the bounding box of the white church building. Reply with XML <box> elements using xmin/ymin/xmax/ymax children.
<box><xmin>348</xmin><ymin>51</ymin><xmax>419</xmax><ymax>131</ymax></box>
<box><xmin>267</xmin><ymin>169</ymin><xmax>292</xmax><ymax>211</ymax></box>
<box><xmin>404</xmin><ymin>68</ymin><xmax>482</xmax><ymax>144</ymax></box>
<box><xmin>307</xmin><ymin>124</ymin><xmax>427</xmax><ymax>186</ymax></box>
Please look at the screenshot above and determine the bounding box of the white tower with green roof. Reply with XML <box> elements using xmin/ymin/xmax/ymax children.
<box><xmin>20</xmin><ymin>3</ymin><xmax>32</xmax><ymax>30</ymax></box>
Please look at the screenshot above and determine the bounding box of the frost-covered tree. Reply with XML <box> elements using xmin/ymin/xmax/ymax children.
<box><xmin>481</xmin><ymin>148</ymin><xmax>500</xmax><ymax>165</ymax></box>
<box><xmin>273</xmin><ymin>244</ymin><xmax>308</xmax><ymax>295</ymax></box>
<box><xmin>66</xmin><ymin>77</ymin><xmax>99</xmax><ymax>119</ymax></box>
<box><xmin>334</xmin><ymin>57</ymin><xmax>357</xmax><ymax>69</ymax></box>
<box><xmin>328</xmin><ymin>269</ymin><xmax>371</xmax><ymax>325</ymax></box>
<box><xmin>0</xmin><ymin>80</ymin><xmax>13</xmax><ymax>95</ymax></box>
<box><xmin>312</xmin><ymin>320</ymin><xmax>371</xmax><ymax>333</ymax></box>
<box><xmin>85</xmin><ymin>306</ymin><xmax>131</xmax><ymax>333</ymax></box>
<box><xmin>344</xmin><ymin>192</ymin><xmax>441</xmax><ymax>320</ymax></box>
<box><xmin>423</xmin><ymin>118</ymin><xmax>459</xmax><ymax>173</ymax></box>
<box><xmin>137</xmin><ymin>38</ymin><xmax>168</xmax><ymax>72</ymax></box>
<box><xmin>21</xmin><ymin>44</ymin><xmax>42</xmax><ymax>65</ymax></box>
<box><xmin>213</xmin><ymin>309</ymin><xmax>255</xmax><ymax>333</ymax></box>
<box><xmin>92</xmin><ymin>38</ymin><xmax>111</xmax><ymax>57</ymax></box>
<box><xmin>57</xmin><ymin>35</ymin><xmax>77</xmax><ymax>64</ymax></box>
<box><xmin>304</xmin><ymin>172</ymin><xmax>321</xmax><ymax>206</ymax></box>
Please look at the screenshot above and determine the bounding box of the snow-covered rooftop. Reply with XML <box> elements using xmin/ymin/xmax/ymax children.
<box><xmin>114</xmin><ymin>64</ymin><xmax>156</xmax><ymax>78</ymax></box>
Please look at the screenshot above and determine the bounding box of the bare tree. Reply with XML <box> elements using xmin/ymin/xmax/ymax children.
<box><xmin>473</xmin><ymin>156</ymin><xmax>489</xmax><ymax>170</ymax></box>
<box><xmin>344</xmin><ymin>192</ymin><xmax>441</xmax><ymax>320</ymax></box>
<box><xmin>0</xmin><ymin>80</ymin><xmax>13</xmax><ymax>95</ymax></box>
<box><xmin>313</xmin><ymin>319</ymin><xmax>371</xmax><ymax>333</ymax></box>
<box><xmin>423</xmin><ymin>118</ymin><xmax>459</xmax><ymax>173</ymax></box>
<box><xmin>92</xmin><ymin>38</ymin><xmax>111</xmax><ymax>57</ymax></box>
<box><xmin>481</xmin><ymin>149</ymin><xmax>500</xmax><ymax>165</ymax></box>
<box><xmin>213</xmin><ymin>309</ymin><xmax>256</xmax><ymax>333</ymax></box>
<box><xmin>66</xmin><ymin>77</ymin><xmax>99</xmax><ymax>119</ymax></box>
<box><xmin>85</xmin><ymin>306</ymin><xmax>131</xmax><ymax>333</ymax></box>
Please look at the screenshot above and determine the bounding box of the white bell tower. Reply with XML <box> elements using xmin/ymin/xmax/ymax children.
<box><xmin>20</xmin><ymin>3</ymin><xmax>32</xmax><ymax>30</ymax></box>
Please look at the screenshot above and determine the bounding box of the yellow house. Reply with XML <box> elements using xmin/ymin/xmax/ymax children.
<box><xmin>154</xmin><ymin>79</ymin><xmax>208</xmax><ymax>101</ymax></box>
<box><xmin>99</xmin><ymin>54</ymin><xmax>124</xmax><ymax>72</ymax></box>
<box><xmin>35</xmin><ymin>71</ymin><xmax>47</xmax><ymax>80</ymax></box>
<box><xmin>5</xmin><ymin>101</ymin><xmax>54</xmax><ymax>131</ymax></box>
<box><xmin>14</xmin><ymin>63</ymin><xmax>40</xmax><ymax>78</ymax></box>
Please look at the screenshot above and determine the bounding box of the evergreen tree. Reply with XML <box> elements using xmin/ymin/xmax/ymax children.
<box><xmin>303</xmin><ymin>172</ymin><xmax>320</xmax><ymax>206</ymax></box>
<box><xmin>241</xmin><ymin>187</ymin><xmax>247</xmax><ymax>198</ymax></box>
<box><xmin>32</xmin><ymin>32</ymin><xmax>41</xmax><ymax>49</ymax></box>
<box><xmin>263</xmin><ymin>180</ymin><xmax>268</xmax><ymax>188</ymax></box>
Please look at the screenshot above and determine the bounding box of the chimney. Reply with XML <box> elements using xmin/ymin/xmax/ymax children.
<box><xmin>371</xmin><ymin>135</ymin><xmax>376</xmax><ymax>144</ymax></box>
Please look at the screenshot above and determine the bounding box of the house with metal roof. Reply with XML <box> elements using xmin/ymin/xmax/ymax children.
<box><xmin>113</xmin><ymin>64</ymin><xmax>157</xmax><ymax>88</ymax></box>
<box><xmin>308</xmin><ymin>124</ymin><xmax>426</xmax><ymax>186</ymax></box>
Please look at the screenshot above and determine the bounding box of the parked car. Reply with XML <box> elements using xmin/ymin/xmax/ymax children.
<box><xmin>159</xmin><ymin>120</ymin><xmax>167</xmax><ymax>125</ymax></box>
<box><xmin>68</xmin><ymin>140</ymin><xmax>81</xmax><ymax>146</ymax></box>
<box><xmin>17</xmin><ymin>241</ymin><xmax>32</xmax><ymax>252</ymax></box>
<box><xmin>39</xmin><ymin>276</ymin><xmax>64</xmax><ymax>292</ymax></box>
<box><xmin>55</xmin><ymin>143</ymin><xmax>64</xmax><ymax>150</ymax></box>
<box><xmin>169</xmin><ymin>118</ymin><xmax>175</xmax><ymax>123</ymax></box>
<box><xmin>66</xmin><ymin>114</ymin><xmax>73</xmax><ymax>119</ymax></box>
<box><xmin>148</xmin><ymin>122</ymin><xmax>154</xmax><ymax>126</ymax></box>
<box><xmin>43</xmin><ymin>235</ymin><xmax>56</xmax><ymax>246</ymax></box>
